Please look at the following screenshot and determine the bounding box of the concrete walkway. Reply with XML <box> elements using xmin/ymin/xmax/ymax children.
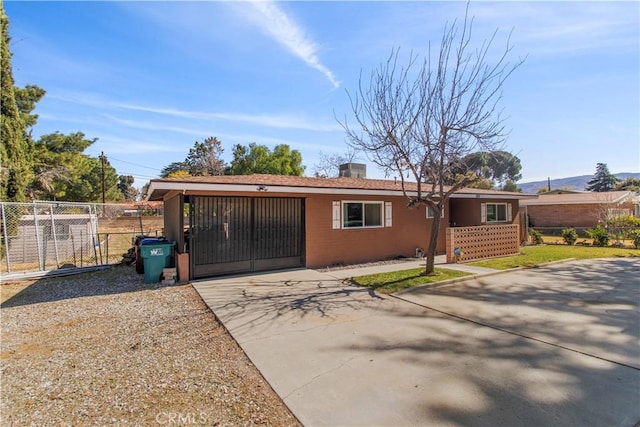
<box><xmin>317</xmin><ymin>255</ymin><xmax>498</xmax><ymax>280</ymax></box>
<box><xmin>193</xmin><ymin>258</ymin><xmax>640</xmax><ymax>426</ymax></box>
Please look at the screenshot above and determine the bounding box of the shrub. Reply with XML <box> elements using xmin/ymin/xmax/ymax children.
<box><xmin>607</xmin><ymin>215</ymin><xmax>640</xmax><ymax>228</ymax></box>
<box><xmin>586</xmin><ymin>225</ymin><xmax>610</xmax><ymax>247</ymax></box>
<box><xmin>528</xmin><ymin>229</ymin><xmax>544</xmax><ymax>245</ymax></box>
<box><xmin>627</xmin><ymin>229</ymin><xmax>640</xmax><ymax>249</ymax></box>
<box><xmin>607</xmin><ymin>215</ymin><xmax>640</xmax><ymax>243</ymax></box>
<box><xmin>561</xmin><ymin>228</ymin><xmax>578</xmax><ymax>246</ymax></box>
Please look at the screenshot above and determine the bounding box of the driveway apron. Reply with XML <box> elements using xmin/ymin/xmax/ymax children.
<box><xmin>193</xmin><ymin>260</ymin><xmax>640</xmax><ymax>427</ymax></box>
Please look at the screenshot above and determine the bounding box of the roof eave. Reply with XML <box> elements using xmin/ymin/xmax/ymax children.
<box><xmin>147</xmin><ymin>181</ymin><xmax>537</xmax><ymax>201</ymax></box>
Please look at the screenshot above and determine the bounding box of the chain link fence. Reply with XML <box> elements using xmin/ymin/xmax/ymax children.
<box><xmin>1</xmin><ymin>201</ymin><xmax>164</xmax><ymax>275</ymax></box>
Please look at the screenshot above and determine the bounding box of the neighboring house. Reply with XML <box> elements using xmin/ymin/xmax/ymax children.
<box><xmin>147</xmin><ymin>173</ymin><xmax>536</xmax><ymax>278</ymax></box>
<box><xmin>521</xmin><ymin>191</ymin><xmax>640</xmax><ymax>228</ymax></box>
<box><xmin>121</xmin><ymin>201</ymin><xmax>165</xmax><ymax>216</ymax></box>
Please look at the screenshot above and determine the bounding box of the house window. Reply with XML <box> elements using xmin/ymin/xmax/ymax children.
<box><xmin>342</xmin><ymin>202</ymin><xmax>383</xmax><ymax>228</ymax></box>
<box><xmin>426</xmin><ymin>207</ymin><xmax>444</xmax><ymax>218</ymax></box>
<box><xmin>482</xmin><ymin>203</ymin><xmax>512</xmax><ymax>223</ymax></box>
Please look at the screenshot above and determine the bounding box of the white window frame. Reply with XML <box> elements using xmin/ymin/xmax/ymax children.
<box><xmin>482</xmin><ymin>202</ymin><xmax>512</xmax><ymax>223</ymax></box>
<box><xmin>385</xmin><ymin>202</ymin><xmax>392</xmax><ymax>227</ymax></box>
<box><xmin>426</xmin><ymin>206</ymin><xmax>444</xmax><ymax>219</ymax></box>
<box><xmin>341</xmin><ymin>201</ymin><xmax>385</xmax><ymax>229</ymax></box>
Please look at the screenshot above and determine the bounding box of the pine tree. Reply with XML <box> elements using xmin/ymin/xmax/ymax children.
<box><xmin>586</xmin><ymin>163</ymin><xmax>619</xmax><ymax>192</ymax></box>
<box><xmin>1</xmin><ymin>2</ymin><xmax>30</xmax><ymax>201</ymax></box>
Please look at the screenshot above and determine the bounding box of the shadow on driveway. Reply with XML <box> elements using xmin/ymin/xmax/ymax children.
<box><xmin>193</xmin><ymin>259</ymin><xmax>640</xmax><ymax>427</ymax></box>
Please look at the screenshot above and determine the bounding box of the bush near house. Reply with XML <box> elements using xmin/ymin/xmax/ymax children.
<box><xmin>627</xmin><ymin>229</ymin><xmax>640</xmax><ymax>249</ymax></box>
<box><xmin>607</xmin><ymin>215</ymin><xmax>640</xmax><ymax>244</ymax></box>
<box><xmin>586</xmin><ymin>225</ymin><xmax>610</xmax><ymax>247</ymax></box>
<box><xmin>561</xmin><ymin>228</ymin><xmax>578</xmax><ymax>246</ymax></box>
<box><xmin>528</xmin><ymin>229</ymin><xmax>544</xmax><ymax>245</ymax></box>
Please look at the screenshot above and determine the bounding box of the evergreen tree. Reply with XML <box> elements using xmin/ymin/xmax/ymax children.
<box><xmin>118</xmin><ymin>175</ymin><xmax>138</xmax><ymax>201</ymax></box>
<box><xmin>1</xmin><ymin>3</ymin><xmax>30</xmax><ymax>201</ymax></box>
<box><xmin>586</xmin><ymin>163</ymin><xmax>619</xmax><ymax>192</ymax></box>
<box><xmin>31</xmin><ymin>132</ymin><xmax>122</xmax><ymax>202</ymax></box>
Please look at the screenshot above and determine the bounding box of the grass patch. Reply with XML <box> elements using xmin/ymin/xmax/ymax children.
<box><xmin>350</xmin><ymin>267</ymin><xmax>471</xmax><ymax>294</ymax></box>
<box><xmin>469</xmin><ymin>245</ymin><xmax>639</xmax><ymax>270</ymax></box>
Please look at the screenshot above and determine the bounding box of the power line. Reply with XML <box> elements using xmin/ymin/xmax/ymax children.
<box><xmin>108</xmin><ymin>156</ymin><xmax>163</xmax><ymax>172</ymax></box>
<box><xmin>118</xmin><ymin>172</ymin><xmax>160</xmax><ymax>180</ymax></box>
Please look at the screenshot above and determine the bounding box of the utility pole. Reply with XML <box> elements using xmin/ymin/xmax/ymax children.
<box><xmin>100</xmin><ymin>151</ymin><xmax>106</xmax><ymax>204</ymax></box>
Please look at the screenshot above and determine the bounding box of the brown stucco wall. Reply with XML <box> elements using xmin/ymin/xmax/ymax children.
<box><xmin>449</xmin><ymin>198</ymin><xmax>520</xmax><ymax>227</ymax></box>
<box><xmin>163</xmin><ymin>193</ymin><xmax>184</xmax><ymax>250</ymax></box>
<box><xmin>304</xmin><ymin>194</ymin><xmax>447</xmax><ymax>268</ymax></box>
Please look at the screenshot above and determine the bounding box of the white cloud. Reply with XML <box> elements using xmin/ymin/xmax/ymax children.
<box><xmin>107</xmin><ymin>101</ymin><xmax>342</xmax><ymax>132</ymax></box>
<box><xmin>246</xmin><ymin>0</ymin><xmax>340</xmax><ymax>88</ymax></box>
<box><xmin>48</xmin><ymin>91</ymin><xmax>342</xmax><ymax>132</ymax></box>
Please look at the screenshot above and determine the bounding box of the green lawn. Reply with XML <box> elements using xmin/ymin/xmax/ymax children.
<box><xmin>468</xmin><ymin>245</ymin><xmax>639</xmax><ymax>270</ymax></box>
<box><xmin>349</xmin><ymin>267</ymin><xmax>471</xmax><ymax>294</ymax></box>
<box><xmin>350</xmin><ymin>245</ymin><xmax>639</xmax><ymax>294</ymax></box>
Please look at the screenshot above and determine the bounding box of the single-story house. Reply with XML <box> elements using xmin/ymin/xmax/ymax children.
<box><xmin>147</xmin><ymin>173</ymin><xmax>536</xmax><ymax>279</ymax></box>
<box><xmin>521</xmin><ymin>191</ymin><xmax>640</xmax><ymax>229</ymax></box>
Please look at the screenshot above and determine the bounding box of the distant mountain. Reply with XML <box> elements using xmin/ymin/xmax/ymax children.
<box><xmin>518</xmin><ymin>173</ymin><xmax>640</xmax><ymax>194</ymax></box>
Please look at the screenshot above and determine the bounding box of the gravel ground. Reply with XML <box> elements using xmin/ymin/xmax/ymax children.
<box><xmin>1</xmin><ymin>265</ymin><xmax>300</xmax><ymax>426</ymax></box>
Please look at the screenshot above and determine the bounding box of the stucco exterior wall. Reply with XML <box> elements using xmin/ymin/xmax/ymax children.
<box><xmin>163</xmin><ymin>194</ymin><xmax>184</xmax><ymax>251</ymax></box>
<box><xmin>304</xmin><ymin>194</ymin><xmax>447</xmax><ymax>268</ymax></box>
<box><xmin>449</xmin><ymin>198</ymin><xmax>519</xmax><ymax>227</ymax></box>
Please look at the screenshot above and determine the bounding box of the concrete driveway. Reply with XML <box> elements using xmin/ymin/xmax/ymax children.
<box><xmin>193</xmin><ymin>258</ymin><xmax>640</xmax><ymax>426</ymax></box>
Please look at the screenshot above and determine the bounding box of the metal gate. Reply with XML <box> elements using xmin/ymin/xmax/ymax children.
<box><xmin>190</xmin><ymin>196</ymin><xmax>304</xmax><ymax>277</ymax></box>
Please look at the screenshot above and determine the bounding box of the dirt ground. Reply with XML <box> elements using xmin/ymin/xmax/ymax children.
<box><xmin>0</xmin><ymin>265</ymin><xmax>300</xmax><ymax>426</ymax></box>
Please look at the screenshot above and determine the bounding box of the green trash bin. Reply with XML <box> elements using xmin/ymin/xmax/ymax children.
<box><xmin>140</xmin><ymin>241</ymin><xmax>175</xmax><ymax>284</ymax></box>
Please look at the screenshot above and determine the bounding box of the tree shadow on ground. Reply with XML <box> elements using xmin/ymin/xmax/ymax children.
<box><xmin>193</xmin><ymin>258</ymin><xmax>640</xmax><ymax>426</ymax></box>
<box><xmin>395</xmin><ymin>257</ymin><xmax>640</xmax><ymax>369</ymax></box>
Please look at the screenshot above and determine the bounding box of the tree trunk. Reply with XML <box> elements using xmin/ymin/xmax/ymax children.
<box><xmin>424</xmin><ymin>212</ymin><xmax>442</xmax><ymax>274</ymax></box>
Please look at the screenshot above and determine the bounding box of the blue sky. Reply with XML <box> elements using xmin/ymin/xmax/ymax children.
<box><xmin>5</xmin><ymin>1</ymin><xmax>639</xmax><ymax>189</ymax></box>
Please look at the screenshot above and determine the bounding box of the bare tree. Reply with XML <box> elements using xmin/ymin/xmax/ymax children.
<box><xmin>340</xmin><ymin>6</ymin><xmax>524</xmax><ymax>274</ymax></box>
<box><xmin>313</xmin><ymin>147</ymin><xmax>360</xmax><ymax>177</ymax></box>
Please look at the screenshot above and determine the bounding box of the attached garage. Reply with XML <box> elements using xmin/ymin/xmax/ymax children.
<box><xmin>189</xmin><ymin>196</ymin><xmax>304</xmax><ymax>278</ymax></box>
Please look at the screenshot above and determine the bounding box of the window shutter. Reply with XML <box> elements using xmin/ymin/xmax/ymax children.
<box><xmin>507</xmin><ymin>203</ymin><xmax>513</xmax><ymax>222</ymax></box>
<box><xmin>385</xmin><ymin>202</ymin><xmax>392</xmax><ymax>227</ymax></box>
<box><xmin>332</xmin><ymin>201</ymin><xmax>341</xmax><ymax>229</ymax></box>
<box><xmin>481</xmin><ymin>203</ymin><xmax>486</xmax><ymax>223</ymax></box>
